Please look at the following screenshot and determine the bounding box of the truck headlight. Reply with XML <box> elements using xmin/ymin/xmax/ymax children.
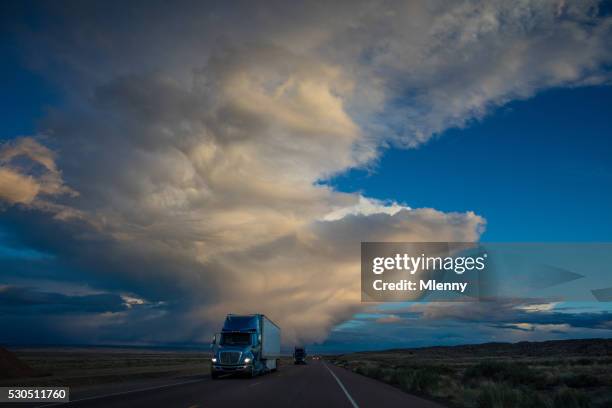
<box><xmin>211</xmin><ymin>357</ymin><xmax>217</xmax><ymax>363</ymax></box>
<box><xmin>244</xmin><ymin>357</ymin><xmax>251</xmax><ymax>363</ymax></box>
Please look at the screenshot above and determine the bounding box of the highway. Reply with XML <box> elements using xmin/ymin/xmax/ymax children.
<box><xmin>34</xmin><ymin>360</ymin><xmax>444</xmax><ymax>408</ymax></box>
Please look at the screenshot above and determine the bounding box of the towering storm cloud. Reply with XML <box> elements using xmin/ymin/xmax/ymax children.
<box><xmin>1</xmin><ymin>0</ymin><xmax>610</xmax><ymax>345</ymax></box>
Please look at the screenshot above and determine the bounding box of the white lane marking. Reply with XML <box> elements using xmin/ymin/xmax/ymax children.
<box><xmin>248</xmin><ymin>382</ymin><xmax>262</xmax><ymax>387</ymax></box>
<box><xmin>35</xmin><ymin>378</ymin><xmax>206</xmax><ymax>407</ymax></box>
<box><xmin>323</xmin><ymin>362</ymin><xmax>359</xmax><ymax>408</ymax></box>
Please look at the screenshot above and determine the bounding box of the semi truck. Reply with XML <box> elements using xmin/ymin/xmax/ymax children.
<box><xmin>293</xmin><ymin>346</ymin><xmax>306</xmax><ymax>364</ymax></box>
<box><xmin>210</xmin><ymin>314</ymin><xmax>281</xmax><ymax>378</ymax></box>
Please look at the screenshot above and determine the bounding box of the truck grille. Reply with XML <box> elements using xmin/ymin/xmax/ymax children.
<box><xmin>220</xmin><ymin>351</ymin><xmax>241</xmax><ymax>365</ymax></box>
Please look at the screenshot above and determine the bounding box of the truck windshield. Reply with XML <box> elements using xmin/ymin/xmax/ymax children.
<box><xmin>220</xmin><ymin>332</ymin><xmax>251</xmax><ymax>346</ymax></box>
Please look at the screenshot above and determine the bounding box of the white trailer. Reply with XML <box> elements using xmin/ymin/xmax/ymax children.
<box><xmin>261</xmin><ymin>315</ymin><xmax>281</xmax><ymax>370</ymax></box>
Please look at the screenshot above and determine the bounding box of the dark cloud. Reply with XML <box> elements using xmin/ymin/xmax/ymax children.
<box><xmin>315</xmin><ymin>302</ymin><xmax>612</xmax><ymax>351</ymax></box>
<box><xmin>0</xmin><ymin>286</ymin><xmax>127</xmax><ymax>314</ymax></box>
<box><xmin>404</xmin><ymin>299</ymin><xmax>612</xmax><ymax>332</ymax></box>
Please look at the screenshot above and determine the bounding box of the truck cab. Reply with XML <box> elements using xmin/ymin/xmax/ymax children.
<box><xmin>211</xmin><ymin>314</ymin><xmax>280</xmax><ymax>379</ymax></box>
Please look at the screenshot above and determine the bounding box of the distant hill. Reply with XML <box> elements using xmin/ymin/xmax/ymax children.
<box><xmin>0</xmin><ymin>347</ymin><xmax>36</xmax><ymax>378</ymax></box>
<box><xmin>349</xmin><ymin>338</ymin><xmax>612</xmax><ymax>358</ymax></box>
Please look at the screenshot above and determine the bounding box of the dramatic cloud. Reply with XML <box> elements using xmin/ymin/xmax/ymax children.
<box><xmin>0</xmin><ymin>137</ymin><xmax>76</xmax><ymax>208</ymax></box>
<box><xmin>1</xmin><ymin>0</ymin><xmax>611</xmax><ymax>345</ymax></box>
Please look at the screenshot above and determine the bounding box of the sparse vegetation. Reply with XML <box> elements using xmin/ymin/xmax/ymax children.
<box><xmin>463</xmin><ymin>361</ymin><xmax>541</xmax><ymax>387</ymax></box>
<box><xmin>329</xmin><ymin>339</ymin><xmax>612</xmax><ymax>408</ymax></box>
<box><xmin>476</xmin><ymin>382</ymin><xmax>521</xmax><ymax>408</ymax></box>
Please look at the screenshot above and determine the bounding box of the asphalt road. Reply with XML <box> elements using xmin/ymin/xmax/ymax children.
<box><xmin>28</xmin><ymin>360</ymin><xmax>444</xmax><ymax>408</ymax></box>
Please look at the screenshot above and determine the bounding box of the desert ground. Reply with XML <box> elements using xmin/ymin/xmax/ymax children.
<box><xmin>328</xmin><ymin>339</ymin><xmax>612</xmax><ymax>408</ymax></box>
<box><xmin>0</xmin><ymin>346</ymin><xmax>211</xmax><ymax>393</ymax></box>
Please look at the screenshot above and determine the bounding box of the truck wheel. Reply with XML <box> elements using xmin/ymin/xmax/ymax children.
<box><xmin>211</xmin><ymin>371</ymin><xmax>219</xmax><ymax>380</ymax></box>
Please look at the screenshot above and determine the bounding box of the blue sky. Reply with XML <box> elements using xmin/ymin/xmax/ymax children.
<box><xmin>328</xmin><ymin>85</ymin><xmax>612</xmax><ymax>242</ymax></box>
<box><xmin>1</xmin><ymin>1</ymin><xmax>612</xmax><ymax>350</ymax></box>
<box><xmin>0</xmin><ymin>39</ymin><xmax>58</xmax><ymax>138</ymax></box>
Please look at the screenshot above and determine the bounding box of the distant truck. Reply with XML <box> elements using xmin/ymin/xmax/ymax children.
<box><xmin>293</xmin><ymin>346</ymin><xmax>306</xmax><ymax>364</ymax></box>
<box><xmin>210</xmin><ymin>314</ymin><xmax>281</xmax><ymax>378</ymax></box>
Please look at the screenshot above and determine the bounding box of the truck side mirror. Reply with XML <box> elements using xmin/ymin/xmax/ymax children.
<box><xmin>210</xmin><ymin>334</ymin><xmax>217</xmax><ymax>349</ymax></box>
